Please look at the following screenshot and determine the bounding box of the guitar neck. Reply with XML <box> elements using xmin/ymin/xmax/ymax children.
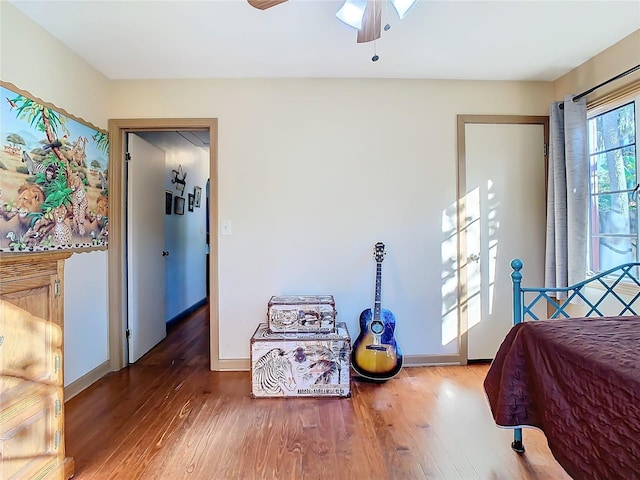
<box><xmin>373</xmin><ymin>262</ymin><xmax>382</xmax><ymax>320</ymax></box>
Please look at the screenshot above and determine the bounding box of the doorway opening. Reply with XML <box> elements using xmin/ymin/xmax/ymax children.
<box><xmin>108</xmin><ymin>118</ymin><xmax>219</xmax><ymax>372</ymax></box>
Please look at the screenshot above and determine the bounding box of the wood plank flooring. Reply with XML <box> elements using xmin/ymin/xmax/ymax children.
<box><xmin>65</xmin><ymin>305</ymin><xmax>571</xmax><ymax>479</ymax></box>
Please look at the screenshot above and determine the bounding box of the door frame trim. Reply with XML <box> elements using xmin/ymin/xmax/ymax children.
<box><xmin>456</xmin><ymin>115</ymin><xmax>549</xmax><ymax>364</ymax></box>
<box><xmin>108</xmin><ymin>118</ymin><xmax>219</xmax><ymax>371</ymax></box>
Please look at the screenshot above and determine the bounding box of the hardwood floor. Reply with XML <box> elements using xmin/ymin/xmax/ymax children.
<box><xmin>65</xmin><ymin>305</ymin><xmax>570</xmax><ymax>480</ymax></box>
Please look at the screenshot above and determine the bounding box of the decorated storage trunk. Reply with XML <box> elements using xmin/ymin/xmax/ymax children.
<box><xmin>267</xmin><ymin>295</ymin><xmax>337</xmax><ymax>333</ymax></box>
<box><xmin>250</xmin><ymin>322</ymin><xmax>351</xmax><ymax>398</ymax></box>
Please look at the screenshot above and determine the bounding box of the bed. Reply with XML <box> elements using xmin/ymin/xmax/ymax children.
<box><xmin>484</xmin><ymin>259</ymin><xmax>640</xmax><ymax>480</ymax></box>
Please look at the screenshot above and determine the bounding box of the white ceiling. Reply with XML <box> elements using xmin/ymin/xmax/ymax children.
<box><xmin>9</xmin><ymin>0</ymin><xmax>640</xmax><ymax>82</ymax></box>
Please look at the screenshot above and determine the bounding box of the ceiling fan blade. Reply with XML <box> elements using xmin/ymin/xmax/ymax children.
<box><xmin>357</xmin><ymin>0</ymin><xmax>381</xmax><ymax>43</ymax></box>
<box><xmin>248</xmin><ymin>0</ymin><xmax>288</xmax><ymax>10</ymax></box>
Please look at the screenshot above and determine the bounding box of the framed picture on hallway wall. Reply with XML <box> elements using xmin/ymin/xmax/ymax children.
<box><xmin>194</xmin><ymin>186</ymin><xmax>202</xmax><ymax>207</ymax></box>
<box><xmin>174</xmin><ymin>196</ymin><xmax>185</xmax><ymax>215</ymax></box>
<box><xmin>165</xmin><ymin>191</ymin><xmax>173</xmax><ymax>215</ymax></box>
<box><xmin>188</xmin><ymin>193</ymin><xmax>195</xmax><ymax>212</ymax></box>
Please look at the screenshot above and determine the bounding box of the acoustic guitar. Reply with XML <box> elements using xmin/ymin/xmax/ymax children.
<box><xmin>351</xmin><ymin>242</ymin><xmax>403</xmax><ymax>381</ymax></box>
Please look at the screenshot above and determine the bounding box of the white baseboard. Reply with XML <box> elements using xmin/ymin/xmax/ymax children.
<box><xmin>403</xmin><ymin>353</ymin><xmax>461</xmax><ymax>366</ymax></box>
<box><xmin>215</xmin><ymin>354</ymin><xmax>461</xmax><ymax>372</ymax></box>
<box><xmin>64</xmin><ymin>360</ymin><xmax>112</xmax><ymax>401</ymax></box>
<box><xmin>217</xmin><ymin>358</ymin><xmax>251</xmax><ymax>371</ymax></box>
<box><xmin>63</xmin><ymin>355</ymin><xmax>463</xmax><ymax>396</ymax></box>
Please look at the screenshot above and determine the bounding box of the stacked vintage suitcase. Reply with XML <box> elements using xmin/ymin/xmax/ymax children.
<box><xmin>250</xmin><ymin>295</ymin><xmax>351</xmax><ymax>398</ymax></box>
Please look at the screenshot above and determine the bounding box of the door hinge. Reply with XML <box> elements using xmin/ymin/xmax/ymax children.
<box><xmin>125</xmin><ymin>152</ymin><xmax>132</xmax><ymax>162</ymax></box>
<box><xmin>543</xmin><ymin>143</ymin><xmax>548</xmax><ymax>157</ymax></box>
<box><xmin>54</xmin><ymin>279</ymin><xmax>61</xmax><ymax>297</ymax></box>
<box><xmin>126</xmin><ymin>329</ymin><xmax>131</xmax><ymax>338</ymax></box>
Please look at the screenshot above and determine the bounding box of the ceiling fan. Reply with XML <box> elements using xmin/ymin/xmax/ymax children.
<box><xmin>247</xmin><ymin>0</ymin><xmax>418</xmax><ymax>44</ymax></box>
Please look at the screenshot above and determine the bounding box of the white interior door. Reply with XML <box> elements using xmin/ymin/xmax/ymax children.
<box><xmin>127</xmin><ymin>133</ymin><xmax>167</xmax><ymax>363</ymax></box>
<box><xmin>464</xmin><ymin>122</ymin><xmax>546</xmax><ymax>360</ymax></box>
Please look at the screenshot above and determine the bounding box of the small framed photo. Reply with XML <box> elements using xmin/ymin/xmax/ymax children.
<box><xmin>194</xmin><ymin>186</ymin><xmax>202</xmax><ymax>207</ymax></box>
<box><xmin>174</xmin><ymin>196</ymin><xmax>185</xmax><ymax>215</ymax></box>
<box><xmin>165</xmin><ymin>191</ymin><xmax>173</xmax><ymax>214</ymax></box>
<box><xmin>188</xmin><ymin>193</ymin><xmax>195</xmax><ymax>212</ymax></box>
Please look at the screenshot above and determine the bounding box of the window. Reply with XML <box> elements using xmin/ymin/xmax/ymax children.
<box><xmin>587</xmin><ymin>97</ymin><xmax>639</xmax><ymax>273</ymax></box>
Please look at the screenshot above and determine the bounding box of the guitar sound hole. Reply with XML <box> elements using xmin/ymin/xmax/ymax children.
<box><xmin>371</xmin><ymin>322</ymin><xmax>384</xmax><ymax>334</ymax></box>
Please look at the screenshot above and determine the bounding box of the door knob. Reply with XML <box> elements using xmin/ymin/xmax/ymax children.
<box><xmin>469</xmin><ymin>253</ymin><xmax>480</xmax><ymax>263</ymax></box>
<box><xmin>162</xmin><ymin>251</ymin><xmax>169</xmax><ymax>257</ymax></box>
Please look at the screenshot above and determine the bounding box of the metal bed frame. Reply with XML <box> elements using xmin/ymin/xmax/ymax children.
<box><xmin>509</xmin><ymin>258</ymin><xmax>640</xmax><ymax>453</ymax></box>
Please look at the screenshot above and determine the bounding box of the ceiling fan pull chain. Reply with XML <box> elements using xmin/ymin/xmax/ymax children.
<box><xmin>383</xmin><ymin>0</ymin><xmax>391</xmax><ymax>31</ymax></box>
<box><xmin>372</xmin><ymin>40</ymin><xmax>379</xmax><ymax>62</ymax></box>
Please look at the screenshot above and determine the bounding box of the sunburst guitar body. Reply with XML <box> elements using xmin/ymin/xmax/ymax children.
<box><xmin>351</xmin><ymin>242</ymin><xmax>403</xmax><ymax>381</ymax></box>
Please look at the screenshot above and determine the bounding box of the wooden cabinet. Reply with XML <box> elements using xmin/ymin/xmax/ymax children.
<box><xmin>0</xmin><ymin>252</ymin><xmax>74</xmax><ymax>480</ymax></box>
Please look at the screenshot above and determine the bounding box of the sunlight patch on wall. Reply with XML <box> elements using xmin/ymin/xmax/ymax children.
<box><xmin>441</xmin><ymin>179</ymin><xmax>502</xmax><ymax>347</ymax></box>
<box><xmin>487</xmin><ymin>180</ymin><xmax>500</xmax><ymax>315</ymax></box>
<box><xmin>488</xmin><ymin>239</ymin><xmax>498</xmax><ymax>315</ymax></box>
<box><xmin>465</xmin><ymin>187</ymin><xmax>482</xmax><ymax>330</ymax></box>
<box><xmin>456</xmin><ymin>181</ymin><xmax>502</xmax><ymax>339</ymax></box>
<box><xmin>441</xmin><ymin>201</ymin><xmax>459</xmax><ymax>346</ymax></box>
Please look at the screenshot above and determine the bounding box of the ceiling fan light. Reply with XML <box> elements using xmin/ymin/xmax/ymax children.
<box><xmin>335</xmin><ymin>0</ymin><xmax>368</xmax><ymax>29</ymax></box>
<box><xmin>390</xmin><ymin>0</ymin><xmax>417</xmax><ymax>19</ymax></box>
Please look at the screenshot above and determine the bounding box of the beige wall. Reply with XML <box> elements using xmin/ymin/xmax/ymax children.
<box><xmin>0</xmin><ymin>2</ymin><xmax>110</xmax><ymax>129</ymax></box>
<box><xmin>109</xmin><ymin>78</ymin><xmax>553</xmax><ymax>360</ymax></box>
<box><xmin>554</xmin><ymin>29</ymin><xmax>640</xmax><ymax>102</ymax></box>
<box><xmin>0</xmin><ymin>2</ymin><xmax>111</xmax><ymax>385</ymax></box>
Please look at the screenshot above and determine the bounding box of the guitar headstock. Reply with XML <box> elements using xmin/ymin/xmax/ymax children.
<box><xmin>373</xmin><ymin>242</ymin><xmax>386</xmax><ymax>263</ymax></box>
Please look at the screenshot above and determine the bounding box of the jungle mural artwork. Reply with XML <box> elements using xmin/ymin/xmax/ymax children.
<box><xmin>0</xmin><ymin>83</ymin><xmax>109</xmax><ymax>252</ymax></box>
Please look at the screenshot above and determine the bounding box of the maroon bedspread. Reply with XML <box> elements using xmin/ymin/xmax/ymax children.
<box><xmin>484</xmin><ymin>316</ymin><xmax>640</xmax><ymax>480</ymax></box>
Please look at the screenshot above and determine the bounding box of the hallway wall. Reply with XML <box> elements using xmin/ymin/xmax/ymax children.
<box><xmin>137</xmin><ymin>131</ymin><xmax>209</xmax><ymax>321</ymax></box>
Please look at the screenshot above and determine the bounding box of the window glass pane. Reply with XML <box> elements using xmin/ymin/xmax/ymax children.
<box><xmin>590</xmin><ymin>146</ymin><xmax>637</xmax><ymax>193</ymax></box>
<box><xmin>591</xmin><ymin>235</ymin><xmax>637</xmax><ymax>272</ymax></box>
<box><xmin>588</xmin><ymin>98</ymin><xmax>638</xmax><ymax>273</ymax></box>
<box><xmin>592</xmin><ymin>192</ymin><xmax>637</xmax><ymax>236</ymax></box>
<box><xmin>588</xmin><ymin>102</ymin><xmax>635</xmax><ymax>154</ymax></box>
